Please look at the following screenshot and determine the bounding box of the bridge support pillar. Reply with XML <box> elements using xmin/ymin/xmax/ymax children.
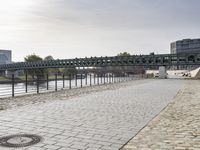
<box><xmin>159</xmin><ymin>66</ymin><xmax>167</xmax><ymax>79</ymax></box>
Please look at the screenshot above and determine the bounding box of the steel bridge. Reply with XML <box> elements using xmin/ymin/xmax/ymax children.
<box><xmin>0</xmin><ymin>53</ymin><xmax>200</xmax><ymax>71</ymax></box>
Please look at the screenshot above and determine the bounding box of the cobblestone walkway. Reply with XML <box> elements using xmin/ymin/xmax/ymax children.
<box><xmin>0</xmin><ymin>79</ymin><xmax>183</xmax><ymax>150</ymax></box>
<box><xmin>122</xmin><ymin>80</ymin><xmax>200</xmax><ymax>150</ymax></box>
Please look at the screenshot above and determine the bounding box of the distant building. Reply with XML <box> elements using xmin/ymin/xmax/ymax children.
<box><xmin>0</xmin><ymin>49</ymin><xmax>12</xmax><ymax>64</ymax></box>
<box><xmin>170</xmin><ymin>38</ymin><xmax>200</xmax><ymax>54</ymax></box>
<box><xmin>0</xmin><ymin>50</ymin><xmax>13</xmax><ymax>76</ymax></box>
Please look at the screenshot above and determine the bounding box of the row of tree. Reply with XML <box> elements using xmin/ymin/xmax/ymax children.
<box><xmin>24</xmin><ymin>54</ymin><xmax>77</xmax><ymax>79</ymax></box>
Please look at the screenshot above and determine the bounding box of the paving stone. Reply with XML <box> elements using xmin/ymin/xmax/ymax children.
<box><xmin>0</xmin><ymin>79</ymin><xmax>183</xmax><ymax>149</ymax></box>
<box><xmin>122</xmin><ymin>80</ymin><xmax>200</xmax><ymax>150</ymax></box>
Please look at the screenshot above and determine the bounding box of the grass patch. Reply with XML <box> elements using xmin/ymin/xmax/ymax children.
<box><xmin>0</xmin><ymin>76</ymin><xmax>9</xmax><ymax>81</ymax></box>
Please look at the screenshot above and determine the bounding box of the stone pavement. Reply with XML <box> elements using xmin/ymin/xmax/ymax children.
<box><xmin>0</xmin><ymin>79</ymin><xmax>140</xmax><ymax>111</ymax></box>
<box><xmin>122</xmin><ymin>80</ymin><xmax>200</xmax><ymax>150</ymax></box>
<box><xmin>0</xmin><ymin>79</ymin><xmax>183</xmax><ymax>150</ymax></box>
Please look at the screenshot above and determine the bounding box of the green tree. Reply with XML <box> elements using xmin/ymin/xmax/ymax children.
<box><xmin>150</xmin><ymin>52</ymin><xmax>155</xmax><ymax>55</ymax></box>
<box><xmin>24</xmin><ymin>54</ymin><xmax>43</xmax><ymax>62</ymax></box>
<box><xmin>60</xmin><ymin>67</ymin><xmax>78</xmax><ymax>77</ymax></box>
<box><xmin>24</xmin><ymin>54</ymin><xmax>44</xmax><ymax>79</ymax></box>
<box><xmin>44</xmin><ymin>55</ymin><xmax>54</xmax><ymax>61</ymax></box>
<box><xmin>44</xmin><ymin>55</ymin><xmax>59</xmax><ymax>75</ymax></box>
<box><xmin>117</xmin><ymin>52</ymin><xmax>131</xmax><ymax>56</ymax></box>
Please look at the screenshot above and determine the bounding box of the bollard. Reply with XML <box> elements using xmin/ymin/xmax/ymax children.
<box><xmin>12</xmin><ymin>74</ymin><xmax>14</xmax><ymax>97</ymax></box>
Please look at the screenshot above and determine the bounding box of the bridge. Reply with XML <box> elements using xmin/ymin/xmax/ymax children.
<box><xmin>0</xmin><ymin>53</ymin><xmax>200</xmax><ymax>71</ymax></box>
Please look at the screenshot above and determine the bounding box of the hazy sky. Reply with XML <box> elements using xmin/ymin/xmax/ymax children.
<box><xmin>0</xmin><ymin>0</ymin><xmax>200</xmax><ymax>61</ymax></box>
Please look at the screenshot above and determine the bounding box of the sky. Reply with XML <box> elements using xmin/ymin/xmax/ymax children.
<box><xmin>0</xmin><ymin>0</ymin><xmax>200</xmax><ymax>62</ymax></box>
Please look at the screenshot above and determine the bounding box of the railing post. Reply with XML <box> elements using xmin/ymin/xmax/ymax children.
<box><xmin>104</xmin><ymin>74</ymin><xmax>106</xmax><ymax>84</ymax></box>
<box><xmin>46</xmin><ymin>74</ymin><xmax>49</xmax><ymax>90</ymax></box>
<box><xmin>12</xmin><ymin>74</ymin><xmax>14</xmax><ymax>97</ymax></box>
<box><xmin>101</xmin><ymin>74</ymin><xmax>103</xmax><ymax>84</ymax></box>
<box><xmin>75</xmin><ymin>74</ymin><xmax>77</xmax><ymax>87</ymax></box>
<box><xmin>69</xmin><ymin>74</ymin><xmax>71</xmax><ymax>89</ymax></box>
<box><xmin>85</xmin><ymin>73</ymin><xmax>87</xmax><ymax>85</ymax></box>
<box><xmin>128</xmin><ymin>73</ymin><xmax>130</xmax><ymax>81</ymax></box>
<box><xmin>97</xmin><ymin>74</ymin><xmax>99</xmax><ymax>85</ymax></box>
<box><xmin>90</xmin><ymin>74</ymin><xmax>92</xmax><ymax>86</ymax></box>
<box><xmin>81</xmin><ymin>74</ymin><xmax>82</xmax><ymax>88</ymax></box>
<box><xmin>55</xmin><ymin>73</ymin><xmax>57</xmax><ymax>91</ymax></box>
<box><xmin>107</xmin><ymin>74</ymin><xmax>108</xmax><ymax>83</ymax></box>
<box><xmin>37</xmin><ymin>76</ymin><xmax>39</xmax><ymax>94</ymax></box>
<box><xmin>63</xmin><ymin>74</ymin><xmax>65</xmax><ymax>88</ymax></box>
<box><xmin>94</xmin><ymin>74</ymin><xmax>96</xmax><ymax>85</ymax></box>
<box><xmin>25</xmin><ymin>72</ymin><xmax>28</xmax><ymax>93</ymax></box>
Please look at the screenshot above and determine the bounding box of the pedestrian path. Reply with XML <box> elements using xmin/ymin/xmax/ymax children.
<box><xmin>122</xmin><ymin>80</ymin><xmax>200</xmax><ymax>150</ymax></box>
<box><xmin>0</xmin><ymin>79</ymin><xmax>183</xmax><ymax>150</ymax></box>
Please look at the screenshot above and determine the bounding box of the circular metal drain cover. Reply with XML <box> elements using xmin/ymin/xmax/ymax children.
<box><xmin>0</xmin><ymin>134</ymin><xmax>42</xmax><ymax>148</ymax></box>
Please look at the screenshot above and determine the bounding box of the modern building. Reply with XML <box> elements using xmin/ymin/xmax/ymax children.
<box><xmin>0</xmin><ymin>49</ymin><xmax>12</xmax><ymax>64</ymax></box>
<box><xmin>170</xmin><ymin>38</ymin><xmax>200</xmax><ymax>54</ymax></box>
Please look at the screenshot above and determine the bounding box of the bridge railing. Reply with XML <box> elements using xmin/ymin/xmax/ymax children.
<box><xmin>0</xmin><ymin>73</ymin><xmax>136</xmax><ymax>98</ymax></box>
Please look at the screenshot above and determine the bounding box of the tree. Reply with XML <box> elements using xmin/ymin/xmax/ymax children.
<box><xmin>44</xmin><ymin>55</ymin><xmax>54</xmax><ymax>61</ymax></box>
<box><xmin>24</xmin><ymin>54</ymin><xmax>44</xmax><ymax>79</ymax></box>
<box><xmin>117</xmin><ymin>52</ymin><xmax>131</xmax><ymax>57</ymax></box>
<box><xmin>44</xmin><ymin>55</ymin><xmax>59</xmax><ymax>75</ymax></box>
<box><xmin>24</xmin><ymin>54</ymin><xmax>43</xmax><ymax>62</ymax></box>
<box><xmin>60</xmin><ymin>67</ymin><xmax>78</xmax><ymax>77</ymax></box>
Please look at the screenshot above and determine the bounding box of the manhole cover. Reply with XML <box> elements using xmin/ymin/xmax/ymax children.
<box><xmin>0</xmin><ymin>134</ymin><xmax>42</xmax><ymax>148</ymax></box>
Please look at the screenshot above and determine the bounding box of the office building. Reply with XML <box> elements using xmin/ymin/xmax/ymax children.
<box><xmin>170</xmin><ymin>38</ymin><xmax>200</xmax><ymax>54</ymax></box>
<box><xmin>0</xmin><ymin>49</ymin><xmax>12</xmax><ymax>64</ymax></box>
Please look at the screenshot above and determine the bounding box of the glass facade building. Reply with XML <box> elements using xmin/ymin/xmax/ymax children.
<box><xmin>0</xmin><ymin>50</ymin><xmax>12</xmax><ymax>65</ymax></box>
<box><xmin>170</xmin><ymin>39</ymin><xmax>200</xmax><ymax>54</ymax></box>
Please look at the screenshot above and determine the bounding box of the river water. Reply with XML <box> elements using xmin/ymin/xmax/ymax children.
<box><xmin>0</xmin><ymin>77</ymin><xmax>128</xmax><ymax>98</ymax></box>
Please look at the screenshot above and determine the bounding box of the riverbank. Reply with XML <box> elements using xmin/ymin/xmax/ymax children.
<box><xmin>122</xmin><ymin>80</ymin><xmax>200</xmax><ymax>150</ymax></box>
<box><xmin>0</xmin><ymin>79</ymin><xmax>144</xmax><ymax>111</ymax></box>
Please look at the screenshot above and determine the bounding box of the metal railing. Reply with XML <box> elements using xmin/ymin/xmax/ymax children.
<box><xmin>0</xmin><ymin>73</ymin><xmax>134</xmax><ymax>98</ymax></box>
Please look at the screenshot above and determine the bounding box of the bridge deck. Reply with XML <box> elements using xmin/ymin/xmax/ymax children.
<box><xmin>1</xmin><ymin>53</ymin><xmax>200</xmax><ymax>71</ymax></box>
